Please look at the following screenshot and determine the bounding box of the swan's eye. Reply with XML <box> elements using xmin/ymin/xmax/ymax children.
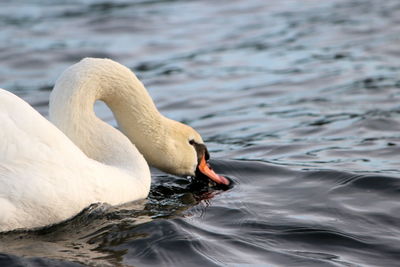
<box><xmin>189</xmin><ymin>139</ymin><xmax>195</xmax><ymax>145</ymax></box>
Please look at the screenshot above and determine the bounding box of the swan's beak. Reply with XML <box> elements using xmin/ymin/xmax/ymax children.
<box><xmin>198</xmin><ymin>155</ymin><xmax>230</xmax><ymax>185</ymax></box>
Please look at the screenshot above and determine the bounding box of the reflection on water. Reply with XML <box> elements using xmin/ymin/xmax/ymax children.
<box><xmin>1</xmin><ymin>0</ymin><xmax>400</xmax><ymax>266</ymax></box>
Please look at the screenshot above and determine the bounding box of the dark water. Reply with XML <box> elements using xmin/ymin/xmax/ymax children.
<box><xmin>1</xmin><ymin>0</ymin><xmax>400</xmax><ymax>266</ymax></box>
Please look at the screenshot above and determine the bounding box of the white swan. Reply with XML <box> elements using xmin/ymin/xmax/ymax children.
<box><xmin>0</xmin><ymin>58</ymin><xmax>229</xmax><ymax>232</ymax></box>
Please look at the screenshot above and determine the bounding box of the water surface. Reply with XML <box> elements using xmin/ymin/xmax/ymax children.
<box><xmin>1</xmin><ymin>0</ymin><xmax>400</xmax><ymax>266</ymax></box>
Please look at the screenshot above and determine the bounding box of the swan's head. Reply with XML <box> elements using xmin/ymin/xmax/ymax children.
<box><xmin>143</xmin><ymin>119</ymin><xmax>230</xmax><ymax>185</ymax></box>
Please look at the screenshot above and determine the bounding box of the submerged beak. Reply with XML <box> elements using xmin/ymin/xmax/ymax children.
<box><xmin>198</xmin><ymin>154</ymin><xmax>230</xmax><ymax>185</ymax></box>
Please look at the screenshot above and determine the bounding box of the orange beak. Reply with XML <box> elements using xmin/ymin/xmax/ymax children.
<box><xmin>198</xmin><ymin>154</ymin><xmax>230</xmax><ymax>185</ymax></box>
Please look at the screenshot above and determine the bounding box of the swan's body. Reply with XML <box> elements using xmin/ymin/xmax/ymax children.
<box><xmin>0</xmin><ymin>87</ymin><xmax>150</xmax><ymax>232</ymax></box>
<box><xmin>0</xmin><ymin>58</ymin><xmax>227</xmax><ymax>232</ymax></box>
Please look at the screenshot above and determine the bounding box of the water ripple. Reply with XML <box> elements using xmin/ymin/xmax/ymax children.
<box><xmin>1</xmin><ymin>0</ymin><xmax>400</xmax><ymax>266</ymax></box>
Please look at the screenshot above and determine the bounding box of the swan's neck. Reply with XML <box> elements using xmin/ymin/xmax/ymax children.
<box><xmin>49</xmin><ymin>58</ymin><xmax>162</xmax><ymax>171</ymax></box>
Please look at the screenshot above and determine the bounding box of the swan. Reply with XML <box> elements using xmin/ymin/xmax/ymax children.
<box><xmin>0</xmin><ymin>58</ymin><xmax>229</xmax><ymax>232</ymax></box>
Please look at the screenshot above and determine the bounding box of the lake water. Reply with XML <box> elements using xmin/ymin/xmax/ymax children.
<box><xmin>1</xmin><ymin>0</ymin><xmax>400</xmax><ymax>266</ymax></box>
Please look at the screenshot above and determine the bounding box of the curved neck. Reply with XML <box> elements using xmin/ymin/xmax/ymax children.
<box><xmin>49</xmin><ymin>58</ymin><xmax>162</xmax><ymax>171</ymax></box>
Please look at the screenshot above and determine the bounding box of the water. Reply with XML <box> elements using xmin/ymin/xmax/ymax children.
<box><xmin>1</xmin><ymin>0</ymin><xmax>400</xmax><ymax>266</ymax></box>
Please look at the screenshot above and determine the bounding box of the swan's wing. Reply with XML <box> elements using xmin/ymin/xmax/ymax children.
<box><xmin>0</xmin><ymin>89</ymin><xmax>92</xmax><ymax>230</ymax></box>
<box><xmin>0</xmin><ymin>112</ymin><xmax>21</xmax><ymax>162</ymax></box>
<box><xmin>0</xmin><ymin>89</ymin><xmax>85</xmax><ymax>163</ymax></box>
